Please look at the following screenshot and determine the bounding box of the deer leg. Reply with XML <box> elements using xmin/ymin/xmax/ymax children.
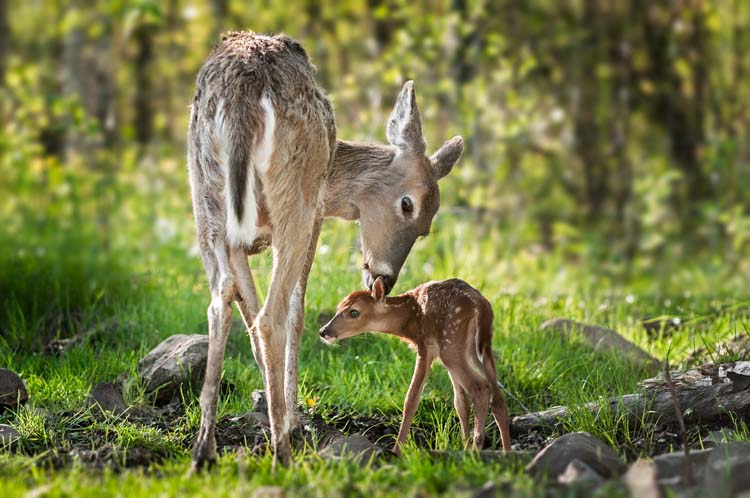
<box><xmin>394</xmin><ymin>353</ymin><xmax>432</xmax><ymax>456</ymax></box>
<box><xmin>448</xmin><ymin>371</ymin><xmax>471</xmax><ymax>448</ymax></box>
<box><xmin>284</xmin><ymin>213</ymin><xmax>323</xmax><ymax>435</ymax></box>
<box><xmin>191</xmin><ymin>243</ymin><xmax>235</xmax><ymax>472</ymax></box>
<box><xmin>229</xmin><ymin>247</ymin><xmax>265</xmax><ymax>381</ymax></box>
<box><xmin>256</xmin><ymin>211</ymin><xmax>317</xmax><ymax>467</ymax></box>
<box><xmin>455</xmin><ymin>365</ymin><xmax>491</xmax><ymax>450</ymax></box>
<box><xmin>479</xmin><ymin>355</ymin><xmax>512</xmax><ymax>452</ymax></box>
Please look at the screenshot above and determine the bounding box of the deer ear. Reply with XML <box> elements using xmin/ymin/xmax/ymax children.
<box><xmin>430</xmin><ymin>136</ymin><xmax>464</xmax><ymax>179</ymax></box>
<box><xmin>386</xmin><ymin>81</ymin><xmax>425</xmax><ymax>154</ymax></box>
<box><xmin>371</xmin><ymin>277</ymin><xmax>386</xmax><ymax>303</ymax></box>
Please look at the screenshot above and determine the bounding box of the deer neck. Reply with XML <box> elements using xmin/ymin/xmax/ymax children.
<box><xmin>324</xmin><ymin>140</ymin><xmax>397</xmax><ymax>220</ymax></box>
<box><xmin>377</xmin><ymin>295</ymin><xmax>422</xmax><ymax>344</ymax></box>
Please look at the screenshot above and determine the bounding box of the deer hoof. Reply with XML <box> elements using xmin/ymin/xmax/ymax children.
<box><xmin>273</xmin><ymin>437</ymin><xmax>293</xmax><ymax>468</ymax></box>
<box><xmin>191</xmin><ymin>430</ymin><xmax>217</xmax><ymax>472</ymax></box>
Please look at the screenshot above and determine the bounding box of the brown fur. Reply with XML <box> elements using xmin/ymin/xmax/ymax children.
<box><xmin>187</xmin><ymin>31</ymin><xmax>464</xmax><ymax>470</ymax></box>
<box><xmin>320</xmin><ymin>278</ymin><xmax>512</xmax><ymax>454</ymax></box>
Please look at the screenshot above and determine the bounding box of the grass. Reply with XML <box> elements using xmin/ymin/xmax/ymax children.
<box><xmin>1</xmin><ymin>210</ymin><xmax>749</xmax><ymax>497</ymax></box>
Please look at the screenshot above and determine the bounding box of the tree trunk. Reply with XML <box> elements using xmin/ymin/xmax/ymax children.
<box><xmin>511</xmin><ymin>363</ymin><xmax>750</xmax><ymax>434</ymax></box>
<box><xmin>0</xmin><ymin>0</ymin><xmax>8</xmax><ymax>86</ymax></box>
<box><xmin>133</xmin><ymin>24</ymin><xmax>154</xmax><ymax>147</ymax></box>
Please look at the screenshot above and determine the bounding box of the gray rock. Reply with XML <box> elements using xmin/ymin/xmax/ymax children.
<box><xmin>702</xmin><ymin>429</ymin><xmax>735</xmax><ymax>449</ymax></box>
<box><xmin>227</xmin><ymin>412</ymin><xmax>270</xmax><ymax>428</ymax></box>
<box><xmin>526</xmin><ymin>432</ymin><xmax>627</xmax><ymax>480</ymax></box>
<box><xmin>252</xmin><ymin>390</ymin><xmax>268</xmax><ymax>415</ymax></box>
<box><xmin>319</xmin><ymin>433</ymin><xmax>381</xmax><ymax>464</ymax></box>
<box><xmin>0</xmin><ymin>424</ymin><xmax>20</xmax><ymax>448</ymax></box>
<box><xmin>557</xmin><ymin>458</ymin><xmax>605</xmax><ymax>487</ymax></box>
<box><xmin>0</xmin><ymin>368</ymin><xmax>28</xmax><ymax>410</ymax></box>
<box><xmin>86</xmin><ymin>382</ymin><xmax>127</xmax><ymax>415</ymax></box>
<box><xmin>137</xmin><ymin>334</ymin><xmax>208</xmax><ymax>405</ymax></box>
<box><xmin>541</xmin><ymin>318</ymin><xmax>659</xmax><ymax>371</ymax></box>
<box><xmin>653</xmin><ymin>448</ymin><xmax>713</xmax><ymax>484</ymax></box>
<box><xmin>703</xmin><ymin>441</ymin><xmax>750</xmax><ymax>497</ymax></box>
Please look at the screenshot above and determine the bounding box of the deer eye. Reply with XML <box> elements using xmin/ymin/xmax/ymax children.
<box><xmin>348</xmin><ymin>309</ymin><xmax>360</xmax><ymax>318</ymax></box>
<box><xmin>401</xmin><ymin>196</ymin><xmax>414</xmax><ymax>215</ymax></box>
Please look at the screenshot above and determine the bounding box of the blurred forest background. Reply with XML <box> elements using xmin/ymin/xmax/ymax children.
<box><xmin>1</xmin><ymin>0</ymin><xmax>749</xmax><ymax>347</ymax></box>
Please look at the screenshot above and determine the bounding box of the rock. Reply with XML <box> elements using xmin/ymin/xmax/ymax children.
<box><xmin>86</xmin><ymin>382</ymin><xmax>127</xmax><ymax>415</ymax></box>
<box><xmin>541</xmin><ymin>318</ymin><xmax>659</xmax><ymax>370</ymax></box>
<box><xmin>250</xmin><ymin>487</ymin><xmax>284</xmax><ymax>498</ymax></box>
<box><xmin>319</xmin><ymin>433</ymin><xmax>381</xmax><ymax>464</ymax></box>
<box><xmin>252</xmin><ymin>390</ymin><xmax>268</xmax><ymax>415</ymax></box>
<box><xmin>557</xmin><ymin>458</ymin><xmax>605</xmax><ymax>487</ymax></box>
<box><xmin>653</xmin><ymin>448</ymin><xmax>713</xmax><ymax>484</ymax></box>
<box><xmin>0</xmin><ymin>368</ymin><xmax>28</xmax><ymax>410</ymax></box>
<box><xmin>0</xmin><ymin>424</ymin><xmax>20</xmax><ymax>448</ymax></box>
<box><xmin>526</xmin><ymin>432</ymin><xmax>627</xmax><ymax>480</ymax></box>
<box><xmin>227</xmin><ymin>412</ymin><xmax>270</xmax><ymax>428</ymax></box>
<box><xmin>702</xmin><ymin>429</ymin><xmax>735</xmax><ymax>448</ymax></box>
<box><xmin>703</xmin><ymin>442</ymin><xmax>750</xmax><ymax>497</ymax></box>
<box><xmin>623</xmin><ymin>459</ymin><xmax>662</xmax><ymax>498</ymax></box>
<box><xmin>137</xmin><ymin>334</ymin><xmax>209</xmax><ymax>405</ymax></box>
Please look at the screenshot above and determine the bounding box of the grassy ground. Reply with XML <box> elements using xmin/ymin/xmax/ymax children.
<box><xmin>1</xmin><ymin>212</ymin><xmax>749</xmax><ymax>497</ymax></box>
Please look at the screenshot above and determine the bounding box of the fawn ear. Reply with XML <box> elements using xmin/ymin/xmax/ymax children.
<box><xmin>430</xmin><ymin>136</ymin><xmax>464</xmax><ymax>179</ymax></box>
<box><xmin>371</xmin><ymin>278</ymin><xmax>386</xmax><ymax>303</ymax></box>
<box><xmin>386</xmin><ymin>81</ymin><xmax>425</xmax><ymax>154</ymax></box>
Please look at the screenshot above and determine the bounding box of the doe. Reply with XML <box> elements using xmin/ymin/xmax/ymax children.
<box><xmin>319</xmin><ymin>278</ymin><xmax>512</xmax><ymax>454</ymax></box>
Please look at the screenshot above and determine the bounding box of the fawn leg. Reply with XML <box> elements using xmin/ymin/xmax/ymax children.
<box><xmin>480</xmin><ymin>354</ymin><xmax>512</xmax><ymax>451</ymax></box>
<box><xmin>394</xmin><ymin>353</ymin><xmax>432</xmax><ymax>455</ymax></box>
<box><xmin>448</xmin><ymin>371</ymin><xmax>471</xmax><ymax>447</ymax></box>
<box><xmin>191</xmin><ymin>243</ymin><xmax>235</xmax><ymax>472</ymax></box>
<box><xmin>457</xmin><ymin>365</ymin><xmax>491</xmax><ymax>450</ymax></box>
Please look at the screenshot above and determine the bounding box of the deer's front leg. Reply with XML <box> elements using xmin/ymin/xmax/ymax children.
<box><xmin>284</xmin><ymin>214</ymin><xmax>322</xmax><ymax>435</ymax></box>
<box><xmin>191</xmin><ymin>245</ymin><xmax>235</xmax><ymax>472</ymax></box>
<box><xmin>394</xmin><ymin>353</ymin><xmax>431</xmax><ymax>456</ymax></box>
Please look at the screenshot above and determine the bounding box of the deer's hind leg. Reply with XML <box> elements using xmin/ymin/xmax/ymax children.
<box><xmin>191</xmin><ymin>239</ymin><xmax>236</xmax><ymax>472</ymax></box>
<box><xmin>448</xmin><ymin>371</ymin><xmax>471</xmax><ymax>448</ymax></box>
<box><xmin>480</xmin><ymin>354</ymin><xmax>512</xmax><ymax>451</ymax></box>
<box><xmin>452</xmin><ymin>363</ymin><xmax>491</xmax><ymax>450</ymax></box>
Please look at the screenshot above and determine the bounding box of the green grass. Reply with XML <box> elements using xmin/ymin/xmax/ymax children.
<box><xmin>1</xmin><ymin>213</ymin><xmax>749</xmax><ymax>497</ymax></box>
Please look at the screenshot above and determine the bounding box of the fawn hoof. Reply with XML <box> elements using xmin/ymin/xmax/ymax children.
<box><xmin>391</xmin><ymin>445</ymin><xmax>403</xmax><ymax>458</ymax></box>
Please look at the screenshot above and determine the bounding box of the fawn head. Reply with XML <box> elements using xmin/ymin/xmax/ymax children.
<box><xmin>358</xmin><ymin>81</ymin><xmax>463</xmax><ymax>295</ymax></box>
<box><xmin>319</xmin><ymin>278</ymin><xmax>392</xmax><ymax>343</ymax></box>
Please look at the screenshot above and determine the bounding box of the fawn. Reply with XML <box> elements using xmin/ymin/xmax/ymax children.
<box><xmin>319</xmin><ymin>278</ymin><xmax>512</xmax><ymax>454</ymax></box>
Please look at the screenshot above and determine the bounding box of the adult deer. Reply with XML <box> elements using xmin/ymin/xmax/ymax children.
<box><xmin>187</xmin><ymin>32</ymin><xmax>463</xmax><ymax>469</ymax></box>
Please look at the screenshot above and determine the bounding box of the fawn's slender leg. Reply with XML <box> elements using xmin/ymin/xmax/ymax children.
<box><xmin>192</xmin><ymin>243</ymin><xmax>235</xmax><ymax>471</ymax></box>
<box><xmin>284</xmin><ymin>213</ymin><xmax>323</xmax><ymax>434</ymax></box>
<box><xmin>448</xmin><ymin>371</ymin><xmax>471</xmax><ymax>447</ymax></box>
<box><xmin>479</xmin><ymin>355</ymin><xmax>512</xmax><ymax>451</ymax></box>
<box><xmin>455</xmin><ymin>365</ymin><xmax>491</xmax><ymax>450</ymax></box>
<box><xmin>229</xmin><ymin>248</ymin><xmax>265</xmax><ymax>380</ymax></box>
<box><xmin>394</xmin><ymin>352</ymin><xmax>432</xmax><ymax>455</ymax></box>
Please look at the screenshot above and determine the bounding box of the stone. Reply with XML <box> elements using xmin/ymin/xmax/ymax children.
<box><xmin>623</xmin><ymin>459</ymin><xmax>662</xmax><ymax>498</ymax></box>
<box><xmin>0</xmin><ymin>424</ymin><xmax>20</xmax><ymax>448</ymax></box>
<box><xmin>541</xmin><ymin>318</ymin><xmax>659</xmax><ymax>370</ymax></box>
<box><xmin>137</xmin><ymin>334</ymin><xmax>209</xmax><ymax>405</ymax></box>
<box><xmin>319</xmin><ymin>433</ymin><xmax>381</xmax><ymax>464</ymax></box>
<box><xmin>250</xmin><ymin>487</ymin><xmax>284</xmax><ymax>498</ymax></box>
<box><xmin>557</xmin><ymin>458</ymin><xmax>605</xmax><ymax>487</ymax></box>
<box><xmin>86</xmin><ymin>382</ymin><xmax>127</xmax><ymax>415</ymax></box>
<box><xmin>227</xmin><ymin>412</ymin><xmax>270</xmax><ymax>428</ymax></box>
<box><xmin>702</xmin><ymin>429</ymin><xmax>735</xmax><ymax>449</ymax></box>
<box><xmin>526</xmin><ymin>432</ymin><xmax>627</xmax><ymax>480</ymax></box>
<box><xmin>703</xmin><ymin>442</ymin><xmax>750</xmax><ymax>497</ymax></box>
<box><xmin>252</xmin><ymin>390</ymin><xmax>268</xmax><ymax>415</ymax></box>
<box><xmin>653</xmin><ymin>448</ymin><xmax>713</xmax><ymax>484</ymax></box>
<box><xmin>0</xmin><ymin>368</ymin><xmax>28</xmax><ymax>410</ymax></box>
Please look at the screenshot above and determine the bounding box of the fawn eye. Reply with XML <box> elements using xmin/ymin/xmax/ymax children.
<box><xmin>401</xmin><ymin>196</ymin><xmax>414</xmax><ymax>215</ymax></box>
<box><xmin>349</xmin><ymin>309</ymin><xmax>360</xmax><ymax>318</ymax></box>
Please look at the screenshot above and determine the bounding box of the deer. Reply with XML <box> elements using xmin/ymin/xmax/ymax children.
<box><xmin>319</xmin><ymin>278</ymin><xmax>512</xmax><ymax>455</ymax></box>
<box><xmin>187</xmin><ymin>32</ymin><xmax>464</xmax><ymax>470</ymax></box>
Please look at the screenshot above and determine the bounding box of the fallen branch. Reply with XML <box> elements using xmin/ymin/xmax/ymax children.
<box><xmin>511</xmin><ymin>362</ymin><xmax>750</xmax><ymax>435</ymax></box>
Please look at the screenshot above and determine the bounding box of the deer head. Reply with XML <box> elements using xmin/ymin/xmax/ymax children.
<box><xmin>357</xmin><ymin>81</ymin><xmax>463</xmax><ymax>294</ymax></box>
<box><xmin>319</xmin><ymin>278</ymin><xmax>393</xmax><ymax>343</ymax></box>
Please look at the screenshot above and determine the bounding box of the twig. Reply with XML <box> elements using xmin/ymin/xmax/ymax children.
<box><xmin>663</xmin><ymin>359</ymin><xmax>693</xmax><ymax>486</ymax></box>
